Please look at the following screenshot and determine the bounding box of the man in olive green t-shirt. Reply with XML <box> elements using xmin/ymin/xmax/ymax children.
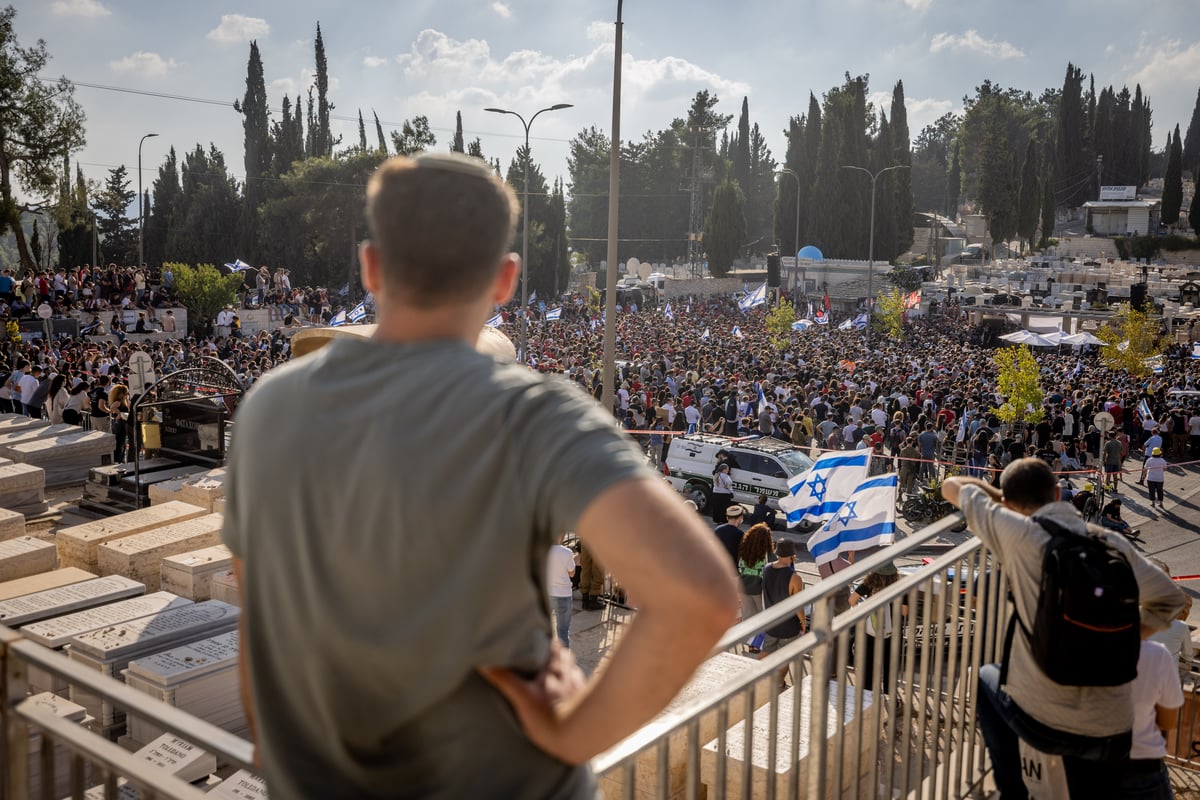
<box><xmin>224</xmin><ymin>152</ymin><xmax>738</xmax><ymax>799</ymax></box>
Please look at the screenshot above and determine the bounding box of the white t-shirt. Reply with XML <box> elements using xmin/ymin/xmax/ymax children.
<box><xmin>1143</xmin><ymin>456</ymin><xmax>1167</xmax><ymax>484</ymax></box>
<box><xmin>1129</xmin><ymin>639</ymin><xmax>1183</xmax><ymax>759</ymax></box>
<box><xmin>684</xmin><ymin>405</ymin><xmax>701</xmax><ymax>427</ymax></box>
<box><xmin>546</xmin><ymin>544</ymin><xmax>576</xmax><ymax>599</ymax></box>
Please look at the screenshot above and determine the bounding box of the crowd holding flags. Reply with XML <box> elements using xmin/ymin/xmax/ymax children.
<box><xmin>779</xmin><ymin>452</ymin><xmax>870</xmax><ymax>528</ymax></box>
<box><xmin>805</xmin><ymin>474</ymin><xmax>898</xmax><ymax>565</ymax></box>
<box><xmin>486</xmin><ymin>312</ymin><xmax>504</xmax><ymax>328</ymax></box>
<box><xmin>329</xmin><ymin>308</ymin><xmax>347</xmax><ymax>327</ymax></box>
<box><xmin>732</xmin><ymin>325</ymin><xmax>744</xmax><ymax>339</ymax></box>
<box><xmin>738</xmin><ymin>282</ymin><xmax>767</xmax><ymax>312</ymax></box>
<box><xmin>663</xmin><ymin>302</ymin><xmax>674</xmax><ymax>321</ymax></box>
<box><xmin>545</xmin><ymin>307</ymin><xmax>562</xmax><ymax>321</ymax></box>
<box><xmin>347</xmin><ymin>302</ymin><xmax>367</xmax><ymax>324</ymax></box>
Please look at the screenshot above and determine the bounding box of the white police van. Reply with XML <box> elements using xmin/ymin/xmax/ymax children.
<box><xmin>664</xmin><ymin>433</ymin><xmax>814</xmax><ymax>523</ymax></box>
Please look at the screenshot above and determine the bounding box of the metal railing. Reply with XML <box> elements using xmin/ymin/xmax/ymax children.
<box><xmin>593</xmin><ymin>512</ymin><xmax>1006</xmax><ymax>799</ymax></box>
<box><xmin>1</xmin><ymin>513</ymin><xmax>999</xmax><ymax>799</ymax></box>
<box><xmin>1</xmin><ymin>626</ymin><xmax>254</xmax><ymax>800</ymax></box>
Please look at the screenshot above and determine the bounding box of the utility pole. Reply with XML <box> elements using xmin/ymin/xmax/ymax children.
<box><xmin>600</xmin><ymin>0</ymin><xmax>623</xmax><ymax>417</ymax></box>
<box><xmin>841</xmin><ymin>163</ymin><xmax>910</xmax><ymax>351</ymax></box>
<box><xmin>137</xmin><ymin>132</ymin><xmax>159</xmax><ymax>268</ymax></box>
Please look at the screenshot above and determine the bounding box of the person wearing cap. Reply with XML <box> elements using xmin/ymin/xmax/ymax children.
<box><xmin>761</xmin><ymin>538</ymin><xmax>806</xmax><ymax>687</ymax></box>
<box><xmin>223</xmin><ymin>152</ymin><xmax>737</xmax><ymax>799</ymax></box>
<box><xmin>1141</xmin><ymin>447</ymin><xmax>1168</xmax><ymax>510</ymax></box>
<box><xmin>714</xmin><ymin>505</ymin><xmax>746</xmax><ymax>571</ymax></box>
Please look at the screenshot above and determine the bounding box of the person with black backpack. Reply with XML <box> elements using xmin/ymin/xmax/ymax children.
<box><xmin>943</xmin><ymin>459</ymin><xmax>1185</xmax><ymax>799</ymax></box>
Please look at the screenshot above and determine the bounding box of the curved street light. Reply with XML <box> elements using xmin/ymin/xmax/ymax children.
<box><xmin>484</xmin><ymin>103</ymin><xmax>573</xmax><ymax>359</ymax></box>
<box><xmin>840</xmin><ymin>163</ymin><xmax>910</xmax><ymax>350</ymax></box>
<box><xmin>137</xmin><ymin>132</ymin><xmax>160</xmax><ymax>268</ymax></box>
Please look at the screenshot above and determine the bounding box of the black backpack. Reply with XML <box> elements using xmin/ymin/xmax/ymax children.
<box><xmin>1002</xmin><ymin>517</ymin><xmax>1140</xmax><ymax>688</ymax></box>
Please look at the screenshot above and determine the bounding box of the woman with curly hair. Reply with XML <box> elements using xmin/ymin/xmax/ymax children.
<box><xmin>737</xmin><ymin>523</ymin><xmax>774</xmax><ymax>623</ymax></box>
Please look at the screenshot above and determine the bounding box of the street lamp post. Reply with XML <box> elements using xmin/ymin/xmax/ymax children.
<box><xmin>777</xmin><ymin>168</ymin><xmax>801</xmax><ymax>294</ymax></box>
<box><xmin>840</xmin><ymin>163</ymin><xmax>909</xmax><ymax>350</ymax></box>
<box><xmin>137</xmin><ymin>132</ymin><xmax>159</xmax><ymax>268</ymax></box>
<box><xmin>484</xmin><ymin>103</ymin><xmax>573</xmax><ymax>360</ymax></box>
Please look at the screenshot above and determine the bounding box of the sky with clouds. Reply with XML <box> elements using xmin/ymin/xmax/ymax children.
<box><xmin>15</xmin><ymin>0</ymin><xmax>1200</xmax><ymax>200</ymax></box>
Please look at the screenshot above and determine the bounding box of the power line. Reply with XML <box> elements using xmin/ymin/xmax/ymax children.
<box><xmin>40</xmin><ymin>76</ymin><xmax>572</xmax><ymax>144</ymax></box>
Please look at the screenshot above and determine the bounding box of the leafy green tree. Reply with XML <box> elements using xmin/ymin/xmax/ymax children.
<box><xmin>451</xmin><ymin>111</ymin><xmax>465</xmax><ymax>153</ymax></box>
<box><xmin>704</xmin><ymin>179</ymin><xmax>745</xmax><ymax>277</ymax></box>
<box><xmin>169</xmin><ymin>263</ymin><xmax>245</xmax><ymax>334</ymax></box>
<box><xmin>235</xmin><ymin>41</ymin><xmax>271</xmax><ymax>262</ymax></box>
<box><xmin>873</xmin><ymin>287</ymin><xmax>906</xmax><ymax>341</ymax></box>
<box><xmin>467</xmin><ymin>138</ymin><xmax>483</xmax><ymax>159</ymax></box>
<box><xmin>1162</xmin><ymin>124</ymin><xmax>1183</xmax><ymax>226</ymax></box>
<box><xmin>505</xmin><ymin>145</ymin><xmax>565</xmax><ymax>297</ymax></box>
<box><xmin>168</xmin><ymin>145</ymin><xmax>242</xmax><ymax>266</ymax></box>
<box><xmin>764</xmin><ymin>299</ymin><xmax>796</xmax><ymax>350</ymax></box>
<box><xmin>911</xmin><ymin>113</ymin><xmax>959</xmax><ymax>213</ymax></box>
<box><xmin>991</xmin><ymin>345</ymin><xmax>1044</xmax><ymax>427</ymax></box>
<box><xmin>1017</xmin><ymin>139</ymin><xmax>1040</xmax><ymax>251</ymax></box>
<box><xmin>94</xmin><ymin>165</ymin><xmax>136</xmax><ymax>265</ymax></box>
<box><xmin>1096</xmin><ymin>304</ymin><xmax>1161</xmax><ymax>377</ymax></box>
<box><xmin>977</xmin><ymin>110</ymin><xmax>1017</xmax><ymax>251</ymax></box>
<box><xmin>0</xmin><ymin>6</ymin><xmax>87</xmax><ymax>270</ymax></box>
<box><xmin>390</xmin><ymin>116</ymin><xmax>436</xmax><ymax>156</ymax></box>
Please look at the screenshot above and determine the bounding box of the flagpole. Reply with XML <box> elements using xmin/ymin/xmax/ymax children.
<box><xmin>601</xmin><ymin>0</ymin><xmax>623</xmax><ymax>417</ymax></box>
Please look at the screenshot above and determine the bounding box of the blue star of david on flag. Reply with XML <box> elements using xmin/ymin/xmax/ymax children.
<box><xmin>806</xmin><ymin>474</ymin><xmax>898</xmax><ymax>565</ymax></box>
<box><xmin>778</xmin><ymin>451</ymin><xmax>869</xmax><ymax>528</ymax></box>
<box><xmin>836</xmin><ymin>500</ymin><xmax>858</xmax><ymax>526</ymax></box>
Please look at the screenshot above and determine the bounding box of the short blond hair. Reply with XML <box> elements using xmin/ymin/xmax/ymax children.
<box><xmin>365</xmin><ymin>153</ymin><xmax>518</xmax><ymax>305</ymax></box>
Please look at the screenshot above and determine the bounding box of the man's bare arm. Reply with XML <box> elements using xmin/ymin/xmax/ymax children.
<box><xmin>231</xmin><ymin>558</ymin><xmax>259</xmax><ymax>766</ymax></box>
<box><xmin>941</xmin><ymin>475</ymin><xmax>1001</xmax><ymax>508</ymax></box>
<box><xmin>482</xmin><ymin>476</ymin><xmax>738</xmax><ymax>765</ymax></box>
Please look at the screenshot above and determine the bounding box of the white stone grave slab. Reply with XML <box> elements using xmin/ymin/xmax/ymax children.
<box><xmin>96</xmin><ymin>513</ymin><xmax>224</xmax><ymax>591</ymax></box>
<box><xmin>0</xmin><ymin>536</ymin><xmax>56</xmax><ymax>582</ymax></box>
<box><xmin>56</xmin><ymin>501</ymin><xmax>208</xmax><ymax>571</ymax></box>
<box><xmin>0</xmin><ymin>567</ymin><xmax>95</xmax><ymax>601</ymax></box>
<box><xmin>0</xmin><ymin>575</ymin><xmax>144</xmax><ymax>627</ymax></box>
<box><xmin>207</xmin><ymin>770</ymin><xmax>268</xmax><ymax>800</ymax></box>
<box><xmin>22</xmin><ymin>592</ymin><xmax>194</xmax><ymax>649</ymax></box>
<box><xmin>160</xmin><ymin>544</ymin><xmax>232</xmax><ymax>600</ymax></box>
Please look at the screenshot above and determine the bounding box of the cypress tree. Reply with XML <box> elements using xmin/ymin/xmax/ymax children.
<box><xmin>373</xmin><ymin>110</ymin><xmax>388</xmax><ymax>155</ymax></box>
<box><xmin>946</xmin><ymin>138</ymin><xmax>961</xmax><ymax>218</ymax></box>
<box><xmin>313</xmin><ymin>23</ymin><xmax>334</xmax><ymax>157</ymax></box>
<box><xmin>452</xmin><ymin>111</ymin><xmax>465</xmax><ymax>153</ymax></box>
<box><xmin>1162</xmin><ymin>123</ymin><xmax>1183</xmax><ymax>225</ymax></box>
<box><xmin>1183</xmin><ymin>87</ymin><xmax>1200</xmax><ymax>174</ymax></box>
<box><xmin>1017</xmin><ymin>138</ymin><xmax>1039</xmax><ymax>251</ymax></box>
<box><xmin>1040</xmin><ymin>149</ymin><xmax>1056</xmax><ymax>247</ymax></box>
<box><xmin>732</xmin><ymin>96</ymin><xmax>752</xmax><ymax>195</ymax></box>
<box><xmin>1189</xmin><ymin>172</ymin><xmax>1200</xmax><ymax>235</ymax></box>
<box><xmin>775</xmin><ymin>114</ymin><xmax>804</xmax><ymax>257</ymax></box>
<box><xmin>305</xmin><ymin>88</ymin><xmax>316</xmax><ymax>158</ymax></box>
<box><xmin>358</xmin><ymin>110</ymin><xmax>367</xmax><ymax>150</ymax></box>
<box><xmin>704</xmin><ymin>179</ymin><xmax>746</xmax><ymax>277</ymax></box>
<box><xmin>235</xmin><ymin>41</ymin><xmax>270</xmax><ymax>260</ymax></box>
<box><xmin>1054</xmin><ymin>64</ymin><xmax>1089</xmax><ymax>208</ymax></box>
<box><xmin>873</xmin><ymin>113</ymin><xmax>898</xmax><ymax>261</ymax></box>
<box><xmin>890</xmin><ymin>80</ymin><xmax>914</xmax><ymax>254</ymax></box>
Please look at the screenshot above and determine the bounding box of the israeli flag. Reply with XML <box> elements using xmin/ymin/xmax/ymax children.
<box><xmin>1193</xmin><ymin>343</ymin><xmax>1200</xmax><ymax>360</ymax></box>
<box><xmin>347</xmin><ymin>303</ymin><xmax>367</xmax><ymax>323</ymax></box>
<box><xmin>732</xmin><ymin>325</ymin><xmax>743</xmax><ymax>339</ymax></box>
<box><xmin>700</xmin><ymin>327</ymin><xmax>710</xmax><ymax>340</ymax></box>
<box><xmin>757</xmin><ymin>381</ymin><xmax>768</xmax><ymax>416</ymax></box>
<box><xmin>852</xmin><ymin>312</ymin><xmax>869</xmax><ymax>329</ymax></box>
<box><xmin>486</xmin><ymin>313</ymin><xmax>503</xmax><ymax>328</ymax></box>
<box><xmin>806</xmin><ymin>474</ymin><xmax>898</xmax><ymax>565</ymax></box>
<box><xmin>663</xmin><ymin>302</ymin><xmax>674</xmax><ymax>321</ymax></box>
<box><xmin>223</xmin><ymin>259</ymin><xmax>254</xmax><ymax>272</ymax></box>
<box><xmin>738</xmin><ymin>282</ymin><xmax>767</xmax><ymax>312</ymax></box>
<box><xmin>807</xmin><ymin>300</ymin><xmax>814</xmax><ymax>318</ymax></box>
<box><xmin>528</xmin><ymin>291</ymin><xmax>537</xmax><ymax>305</ymax></box>
<box><xmin>814</xmin><ymin>310</ymin><xmax>829</xmax><ymax>325</ymax></box>
<box><xmin>791</xmin><ymin>319</ymin><xmax>812</xmax><ymax>332</ymax></box>
<box><xmin>545</xmin><ymin>306</ymin><xmax>562</xmax><ymax>321</ymax></box>
<box><xmin>1137</xmin><ymin>398</ymin><xmax>1153</xmax><ymax>420</ymax></box>
<box><xmin>838</xmin><ymin>317</ymin><xmax>854</xmax><ymax>331</ymax></box>
<box><xmin>329</xmin><ymin>309</ymin><xmax>347</xmax><ymax>327</ymax></box>
<box><xmin>779</xmin><ymin>451</ymin><xmax>870</xmax><ymax>528</ymax></box>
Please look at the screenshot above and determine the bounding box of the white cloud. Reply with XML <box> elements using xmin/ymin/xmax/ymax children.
<box><xmin>269</xmin><ymin>68</ymin><xmax>340</xmax><ymax>102</ymax></box>
<box><xmin>929</xmin><ymin>30</ymin><xmax>1025</xmax><ymax>60</ymax></box>
<box><xmin>1128</xmin><ymin>39</ymin><xmax>1200</xmax><ymax>99</ymax></box>
<box><xmin>903</xmin><ymin>0</ymin><xmax>932</xmax><ymax>12</ymax></box>
<box><xmin>491</xmin><ymin>2</ymin><xmax>511</xmax><ymax>19</ymax></box>
<box><xmin>363</xmin><ymin>55</ymin><xmax>389</xmax><ymax>68</ymax></box>
<box><xmin>585</xmin><ymin>21</ymin><xmax>611</xmax><ymax>42</ymax></box>
<box><xmin>50</xmin><ymin>0</ymin><xmax>110</xmax><ymax>18</ymax></box>
<box><xmin>109</xmin><ymin>51</ymin><xmax>178</xmax><ymax>77</ymax></box>
<box><xmin>206</xmin><ymin>14</ymin><xmax>270</xmax><ymax>44</ymax></box>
